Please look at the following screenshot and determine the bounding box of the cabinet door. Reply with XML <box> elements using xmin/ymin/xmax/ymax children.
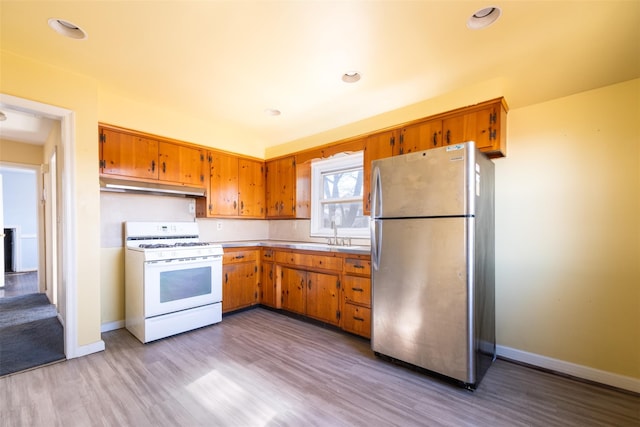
<box><xmin>158</xmin><ymin>142</ymin><xmax>205</xmax><ymax>186</ymax></box>
<box><xmin>280</xmin><ymin>267</ymin><xmax>306</xmax><ymax>314</ymax></box>
<box><xmin>306</xmin><ymin>272</ymin><xmax>340</xmax><ymax>326</ymax></box>
<box><xmin>442</xmin><ymin>106</ymin><xmax>504</xmax><ymax>154</ymax></box>
<box><xmin>222</xmin><ymin>261</ymin><xmax>257</xmax><ymax>313</ymax></box>
<box><xmin>260</xmin><ymin>261</ymin><xmax>278</xmax><ymax>308</ymax></box>
<box><xmin>442</xmin><ymin>114</ymin><xmax>468</xmax><ymax>147</ymax></box>
<box><xmin>398</xmin><ymin>119</ymin><xmax>442</xmax><ymax>154</ymax></box>
<box><xmin>468</xmin><ymin>103</ymin><xmax>506</xmax><ymax>157</ymax></box>
<box><xmin>363</xmin><ymin>130</ymin><xmax>395</xmax><ymax>215</ymax></box>
<box><xmin>210</xmin><ymin>152</ymin><xmax>239</xmax><ymax>216</ymax></box>
<box><xmin>100</xmin><ymin>128</ymin><xmax>158</xmax><ymax>179</ymax></box>
<box><xmin>265</xmin><ymin>157</ymin><xmax>296</xmax><ymax>218</ymax></box>
<box><xmin>238</xmin><ymin>159</ymin><xmax>265</xmax><ymax>218</ymax></box>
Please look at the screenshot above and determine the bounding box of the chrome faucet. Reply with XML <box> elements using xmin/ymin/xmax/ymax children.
<box><xmin>332</xmin><ymin>220</ymin><xmax>338</xmax><ymax>245</ymax></box>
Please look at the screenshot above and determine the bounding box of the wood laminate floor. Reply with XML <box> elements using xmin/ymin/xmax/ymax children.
<box><xmin>1</xmin><ymin>308</ymin><xmax>638</xmax><ymax>427</ymax></box>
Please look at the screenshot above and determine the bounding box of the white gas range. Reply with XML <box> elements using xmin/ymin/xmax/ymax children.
<box><xmin>124</xmin><ymin>221</ymin><xmax>223</xmax><ymax>343</ymax></box>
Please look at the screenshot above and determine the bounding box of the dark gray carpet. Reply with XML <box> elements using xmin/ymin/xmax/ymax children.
<box><xmin>0</xmin><ymin>293</ymin><xmax>65</xmax><ymax>377</ymax></box>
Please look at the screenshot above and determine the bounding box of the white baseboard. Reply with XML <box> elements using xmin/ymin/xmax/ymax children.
<box><xmin>101</xmin><ymin>320</ymin><xmax>125</xmax><ymax>333</ymax></box>
<box><xmin>496</xmin><ymin>345</ymin><xmax>640</xmax><ymax>394</ymax></box>
<box><xmin>72</xmin><ymin>340</ymin><xmax>106</xmax><ymax>359</ymax></box>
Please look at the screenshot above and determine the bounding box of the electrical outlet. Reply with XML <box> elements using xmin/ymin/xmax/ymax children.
<box><xmin>216</xmin><ymin>222</ymin><xmax>223</xmax><ymax>231</ymax></box>
<box><xmin>188</xmin><ymin>201</ymin><xmax>195</xmax><ymax>214</ymax></box>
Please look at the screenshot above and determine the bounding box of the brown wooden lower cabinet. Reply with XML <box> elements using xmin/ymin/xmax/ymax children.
<box><xmin>279</xmin><ymin>266</ymin><xmax>341</xmax><ymax>326</ymax></box>
<box><xmin>260</xmin><ymin>261</ymin><xmax>278</xmax><ymax>308</ymax></box>
<box><xmin>226</xmin><ymin>246</ymin><xmax>371</xmax><ymax>338</ymax></box>
<box><xmin>222</xmin><ymin>248</ymin><xmax>259</xmax><ymax>313</ymax></box>
<box><xmin>342</xmin><ymin>257</ymin><xmax>372</xmax><ymax>338</ymax></box>
<box><xmin>305</xmin><ymin>271</ymin><xmax>341</xmax><ymax>326</ymax></box>
<box><xmin>341</xmin><ymin>304</ymin><xmax>371</xmax><ymax>338</ymax></box>
<box><xmin>280</xmin><ymin>267</ymin><xmax>307</xmax><ymax>315</ymax></box>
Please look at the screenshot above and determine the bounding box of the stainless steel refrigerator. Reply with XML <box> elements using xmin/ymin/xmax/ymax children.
<box><xmin>370</xmin><ymin>141</ymin><xmax>495</xmax><ymax>388</ymax></box>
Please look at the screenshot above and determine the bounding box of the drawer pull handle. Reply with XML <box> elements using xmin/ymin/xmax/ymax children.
<box><xmin>353</xmin><ymin>316</ymin><xmax>364</xmax><ymax>322</ymax></box>
<box><xmin>351</xmin><ymin>287</ymin><xmax>364</xmax><ymax>292</ymax></box>
<box><xmin>353</xmin><ymin>265</ymin><xmax>365</xmax><ymax>269</ymax></box>
<box><xmin>235</xmin><ymin>255</ymin><xmax>245</xmax><ymax>260</ymax></box>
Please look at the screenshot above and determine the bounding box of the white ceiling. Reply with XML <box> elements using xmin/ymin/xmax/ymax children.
<box><xmin>0</xmin><ymin>1</ymin><xmax>638</xmax><ymax>147</ymax></box>
<box><xmin>0</xmin><ymin>107</ymin><xmax>56</xmax><ymax>145</ymax></box>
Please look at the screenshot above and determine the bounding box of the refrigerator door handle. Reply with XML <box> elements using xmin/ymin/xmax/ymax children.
<box><xmin>371</xmin><ymin>219</ymin><xmax>382</xmax><ymax>270</ymax></box>
<box><xmin>371</xmin><ymin>166</ymin><xmax>382</xmax><ymax>218</ymax></box>
<box><xmin>371</xmin><ymin>165</ymin><xmax>382</xmax><ymax>270</ymax></box>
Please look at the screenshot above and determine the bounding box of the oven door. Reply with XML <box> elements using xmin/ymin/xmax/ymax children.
<box><xmin>144</xmin><ymin>256</ymin><xmax>222</xmax><ymax>317</ymax></box>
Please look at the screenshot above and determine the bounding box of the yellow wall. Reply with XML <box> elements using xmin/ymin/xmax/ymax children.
<box><xmin>495</xmin><ymin>79</ymin><xmax>639</xmax><ymax>378</ymax></box>
<box><xmin>0</xmin><ymin>138</ymin><xmax>43</xmax><ymax>164</ymax></box>
<box><xmin>98</xmin><ymin>91</ymin><xmax>266</xmax><ymax>158</ymax></box>
<box><xmin>266</xmin><ymin>78</ymin><xmax>507</xmax><ymax>158</ymax></box>
<box><xmin>1</xmin><ymin>50</ymin><xmax>101</xmax><ymax>347</ymax></box>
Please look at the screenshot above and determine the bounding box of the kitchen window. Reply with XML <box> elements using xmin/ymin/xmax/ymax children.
<box><xmin>310</xmin><ymin>151</ymin><xmax>369</xmax><ymax>238</ymax></box>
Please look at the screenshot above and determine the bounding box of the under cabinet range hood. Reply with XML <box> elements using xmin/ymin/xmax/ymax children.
<box><xmin>100</xmin><ymin>177</ymin><xmax>206</xmax><ymax>197</ymax></box>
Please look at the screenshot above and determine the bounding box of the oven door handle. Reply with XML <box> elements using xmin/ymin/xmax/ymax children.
<box><xmin>146</xmin><ymin>255</ymin><xmax>221</xmax><ymax>265</ymax></box>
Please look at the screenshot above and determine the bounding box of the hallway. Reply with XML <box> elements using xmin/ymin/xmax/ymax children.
<box><xmin>1</xmin><ymin>271</ymin><xmax>39</xmax><ymax>298</ymax></box>
<box><xmin>0</xmin><ymin>271</ymin><xmax>64</xmax><ymax>377</ymax></box>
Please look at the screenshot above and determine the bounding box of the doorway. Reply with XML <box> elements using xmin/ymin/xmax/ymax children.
<box><xmin>0</xmin><ymin>166</ymin><xmax>40</xmax><ymax>297</ymax></box>
<box><xmin>0</xmin><ymin>93</ymin><xmax>79</xmax><ymax>365</ymax></box>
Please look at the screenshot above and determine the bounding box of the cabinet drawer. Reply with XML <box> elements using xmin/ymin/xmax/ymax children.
<box><xmin>342</xmin><ymin>276</ymin><xmax>371</xmax><ymax>306</ymax></box>
<box><xmin>223</xmin><ymin>249</ymin><xmax>258</xmax><ymax>264</ymax></box>
<box><xmin>275</xmin><ymin>251</ymin><xmax>343</xmax><ymax>271</ymax></box>
<box><xmin>276</xmin><ymin>251</ymin><xmax>313</xmax><ymax>267</ymax></box>
<box><xmin>344</xmin><ymin>258</ymin><xmax>371</xmax><ymax>276</ymax></box>
<box><xmin>342</xmin><ymin>304</ymin><xmax>371</xmax><ymax>338</ymax></box>
<box><xmin>262</xmin><ymin>248</ymin><xmax>275</xmax><ymax>261</ymax></box>
<box><xmin>312</xmin><ymin>255</ymin><xmax>342</xmax><ymax>271</ymax></box>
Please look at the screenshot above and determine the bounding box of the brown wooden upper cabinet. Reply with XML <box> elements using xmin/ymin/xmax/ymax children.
<box><xmin>158</xmin><ymin>142</ymin><xmax>206</xmax><ymax>187</ymax></box>
<box><xmin>99</xmin><ymin>127</ymin><xmax>159</xmax><ymax>180</ymax></box>
<box><xmin>363</xmin><ymin>130</ymin><xmax>395</xmax><ymax>214</ymax></box>
<box><xmin>362</xmin><ymin>98</ymin><xmax>508</xmax><ymax>215</ymax></box>
<box><xmin>265</xmin><ymin>156</ymin><xmax>297</xmax><ymax>218</ymax></box>
<box><xmin>99</xmin><ymin>125</ymin><xmax>205</xmax><ymax>187</ymax></box>
<box><xmin>396</xmin><ymin>118</ymin><xmax>443</xmax><ymax>155</ymax></box>
<box><xmin>200</xmin><ymin>152</ymin><xmax>265</xmax><ymax>218</ymax></box>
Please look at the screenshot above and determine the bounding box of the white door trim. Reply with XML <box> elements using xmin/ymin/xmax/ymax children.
<box><xmin>0</xmin><ymin>93</ymin><xmax>89</xmax><ymax>359</ymax></box>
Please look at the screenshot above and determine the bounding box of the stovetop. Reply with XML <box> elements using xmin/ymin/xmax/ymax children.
<box><xmin>124</xmin><ymin>221</ymin><xmax>223</xmax><ymax>260</ymax></box>
<box><xmin>137</xmin><ymin>242</ymin><xmax>216</xmax><ymax>249</ymax></box>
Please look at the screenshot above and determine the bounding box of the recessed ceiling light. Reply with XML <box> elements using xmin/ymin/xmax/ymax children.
<box><xmin>342</xmin><ymin>71</ymin><xmax>361</xmax><ymax>83</ymax></box>
<box><xmin>48</xmin><ymin>18</ymin><xmax>88</xmax><ymax>39</ymax></box>
<box><xmin>467</xmin><ymin>6</ymin><xmax>502</xmax><ymax>30</ymax></box>
<box><xmin>264</xmin><ymin>108</ymin><xmax>281</xmax><ymax>116</ymax></box>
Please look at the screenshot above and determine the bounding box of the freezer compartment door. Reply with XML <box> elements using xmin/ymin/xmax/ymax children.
<box><xmin>371</xmin><ymin>142</ymin><xmax>475</xmax><ymax>219</ymax></box>
<box><xmin>371</xmin><ymin>217</ymin><xmax>474</xmax><ymax>383</ymax></box>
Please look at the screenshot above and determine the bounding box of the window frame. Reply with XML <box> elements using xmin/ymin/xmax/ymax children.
<box><xmin>309</xmin><ymin>151</ymin><xmax>368</xmax><ymax>238</ymax></box>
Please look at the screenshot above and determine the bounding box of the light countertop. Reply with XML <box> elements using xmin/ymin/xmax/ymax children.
<box><xmin>217</xmin><ymin>240</ymin><xmax>371</xmax><ymax>255</ymax></box>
